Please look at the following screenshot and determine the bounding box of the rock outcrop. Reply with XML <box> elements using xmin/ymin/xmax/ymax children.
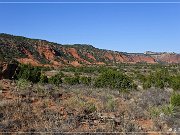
<box><xmin>0</xmin><ymin>33</ymin><xmax>179</xmax><ymax>67</ymax></box>
<box><xmin>151</xmin><ymin>53</ymin><xmax>180</xmax><ymax>63</ymax></box>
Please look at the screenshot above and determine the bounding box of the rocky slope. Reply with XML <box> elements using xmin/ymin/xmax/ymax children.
<box><xmin>0</xmin><ymin>33</ymin><xmax>179</xmax><ymax>67</ymax></box>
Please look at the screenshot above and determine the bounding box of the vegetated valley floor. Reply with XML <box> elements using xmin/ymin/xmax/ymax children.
<box><xmin>0</xmin><ymin>63</ymin><xmax>180</xmax><ymax>134</ymax></box>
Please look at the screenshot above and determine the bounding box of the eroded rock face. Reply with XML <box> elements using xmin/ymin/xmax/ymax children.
<box><xmin>37</xmin><ymin>45</ymin><xmax>56</xmax><ymax>60</ymax></box>
<box><xmin>151</xmin><ymin>53</ymin><xmax>180</xmax><ymax>63</ymax></box>
<box><xmin>114</xmin><ymin>54</ymin><xmax>128</xmax><ymax>63</ymax></box>
<box><xmin>0</xmin><ymin>33</ymin><xmax>180</xmax><ymax>67</ymax></box>
<box><xmin>17</xmin><ymin>58</ymin><xmax>41</xmax><ymax>66</ymax></box>
<box><xmin>14</xmin><ymin>48</ymin><xmax>180</xmax><ymax>66</ymax></box>
<box><xmin>0</xmin><ymin>63</ymin><xmax>18</xmax><ymax>79</ymax></box>
<box><xmin>66</xmin><ymin>48</ymin><xmax>91</xmax><ymax>64</ymax></box>
<box><xmin>86</xmin><ymin>53</ymin><xmax>96</xmax><ymax>61</ymax></box>
<box><xmin>130</xmin><ymin>55</ymin><xmax>156</xmax><ymax>64</ymax></box>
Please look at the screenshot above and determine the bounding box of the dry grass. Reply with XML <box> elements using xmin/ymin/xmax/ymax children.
<box><xmin>0</xmin><ymin>79</ymin><xmax>179</xmax><ymax>133</ymax></box>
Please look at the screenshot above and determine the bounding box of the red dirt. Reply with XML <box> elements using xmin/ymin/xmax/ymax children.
<box><xmin>152</xmin><ymin>53</ymin><xmax>180</xmax><ymax>63</ymax></box>
<box><xmin>131</xmin><ymin>55</ymin><xmax>156</xmax><ymax>64</ymax></box>
<box><xmin>70</xmin><ymin>61</ymin><xmax>81</xmax><ymax>67</ymax></box>
<box><xmin>67</xmin><ymin>48</ymin><xmax>91</xmax><ymax>64</ymax></box>
<box><xmin>136</xmin><ymin>119</ymin><xmax>154</xmax><ymax>131</ymax></box>
<box><xmin>114</xmin><ymin>54</ymin><xmax>130</xmax><ymax>62</ymax></box>
<box><xmin>95</xmin><ymin>62</ymin><xmax>106</xmax><ymax>65</ymax></box>
<box><xmin>86</xmin><ymin>53</ymin><xmax>96</xmax><ymax>61</ymax></box>
<box><xmin>17</xmin><ymin>58</ymin><xmax>41</xmax><ymax>66</ymax></box>
<box><xmin>104</xmin><ymin>53</ymin><xmax>114</xmax><ymax>60</ymax></box>
<box><xmin>67</xmin><ymin>48</ymin><xmax>82</xmax><ymax>60</ymax></box>
<box><xmin>37</xmin><ymin>46</ymin><xmax>55</xmax><ymax>60</ymax></box>
<box><xmin>22</xmin><ymin>49</ymin><xmax>34</xmax><ymax>59</ymax></box>
<box><xmin>50</xmin><ymin>60</ymin><xmax>62</xmax><ymax>67</ymax></box>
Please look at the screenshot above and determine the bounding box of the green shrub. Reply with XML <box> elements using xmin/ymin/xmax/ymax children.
<box><xmin>79</xmin><ymin>76</ymin><xmax>91</xmax><ymax>85</ymax></box>
<box><xmin>136</xmin><ymin>73</ymin><xmax>146</xmax><ymax>82</ymax></box>
<box><xmin>142</xmin><ymin>78</ymin><xmax>151</xmax><ymax>89</ymax></box>
<box><xmin>39</xmin><ymin>74</ymin><xmax>48</xmax><ymax>84</ymax></box>
<box><xmin>49</xmin><ymin>73</ymin><xmax>63</xmax><ymax>86</ymax></box>
<box><xmin>170</xmin><ymin>93</ymin><xmax>180</xmax><ymax>107</ymax></box>
<box><xmin>84</xmin><ymin>103</ymin><xmax>97</xmax><ymax>114</ymax></box>
<box><xmin>64</xmin><ymin>76</ymin><xmax>79</xmax><ymax>85</ymax></box>
<box><xmin>17</xmin><ymin>79</ymin><xmax>31</xmax><ymax>90</ymax></box>
<box><xmin>30</xmin><ymin>67</ymin><xmax>41</xmax><ymax>83</ymax></box>
<box><xmin>16</xmin><ymin>64</ymin><xmax>41</xmax><ymax>83</ymax></box>
<box><xmin>155</xmin><ymin>79</ymin><xmax>165</xmax><ymax>89</ymax></box>
<box><xmin>170</xmin><ymin>76</ymin><xmax>180</xmax><ymax>91</ymax></box>
<box><xmin>141</xmin><ymin>69</ymin><xmax>171</xmax><ymax>89</ymax></box>
<box><xmin>149</xmin><ymin>106</ymin><xmax>161</xmax><ymax>118</ymax></box>
<box><xmin>94</xmin><ymin>69</ymin><xmax>135</xmax><ymax>90</ymax></box>
<box><xmin>149</xmin><ymin>104</ymin><xmax>175</xmax><ymax>117</ymax></box>
<box><xmin>161</xmin><ymin>104</ymin><xmax>175</xmax><ymax>116</ymax></box>
<box><xmin>104</xmin><ymin>96</ymin><xmax>117</xmax><ymax>112</ymax></box>
<box><xmin>74</xmin><ymin>72</ymin><xmax>81</xmax><ymax>76</ymax></box>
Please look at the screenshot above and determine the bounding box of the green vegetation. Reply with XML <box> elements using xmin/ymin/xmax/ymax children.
<box><xmin>149</xmin><ymin>106</ymin><xmax>161</xmax><ymax>118</ymax></box>
<box><xmin>0</xmin><ymin>62</ymin><xmax>180</xmax><ymax>133</ymax></box>
<box><xmin>94</xmin><ymin>69</ymin><xmax>136</xmax><ymax>91</ymax></box>
<box><xmin>149</xmin><ymin>104</ymin><xmax>175</xmax><ymax>118</ymax></box>
<box><xmin>17</xmin><ymin>79</ymin><xmax>31</xmax><ymax>90</ymax></box>
<box><xmin>84</xmin><ymin>103</ymin><xmax>97</xmax><ymax>114</ymax></box>
<box><xmin>61</xmin><ymin>66</ymin><xmax>109</xmax><ymax>74</ymax></box>
<box><xmin>12</xmin><ymin>63</ymin><xmax>180</xmax><ymax>93</ymax></box>
<box><xmin>16</xmin><ymin>64</ymin><xmax>41</xmax><ymax>83</ymax></box>
<box><xmin>170</xmin><ymin>93</ymin><xmax>180</xmax><ymax>107</ymax></box>
<box><xmin>104</xmin><ymin>95</ymin><xmax>117</xmax><ymax>112</ymax></box>
<box><xmin>169</xmin><ymin>76</ymin><xmax>180</xmax><ymax>91</ymax></box>
<box><xmin>1</xmin><ymin>34</ymin><xmax>180</xmax><ymax>132</ymax></box>
<box><xmin>39</xmin><ymin>74</ymin><xmax>48</xmax><ymax>84</ymax></box>
<box><xmin>79</xmin><ymin>76</ymin><xmax>91</xmax><ymax>85</ymax></box>
<box><xmin>48</xmin><ymin>72</ymin><xmax>63</xmax><ymax>86</ymax></box>
<box><xmin>139</xmin><ymin>69</ymin><xmax>180</xmax><ymax>90</ymax></box>
<box><xmin>161</xmin><ymin>104</ymin><xmax>175</xmax><ymax>116</ymax></box>
<box><xmin>149</xmin><ymin>92</ymin><xmax>180</xmax><ymax>118</ymax></box>
<box><xmin>64</xmin><ymin>76</ymin><xmax>80</xmax><ymax>85</ymax></box>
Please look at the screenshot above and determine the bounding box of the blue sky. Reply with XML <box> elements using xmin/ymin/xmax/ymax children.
<box><xmin>0</xmin><ymin>0</ymin><xmax>179</xmax><ymax>53</ymax></box>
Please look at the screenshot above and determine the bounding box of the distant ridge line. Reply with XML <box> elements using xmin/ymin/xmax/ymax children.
<box><xmin>0</xmin><ymin>33</ymin><xmax>180</xmax><ymax>65</ymax></box>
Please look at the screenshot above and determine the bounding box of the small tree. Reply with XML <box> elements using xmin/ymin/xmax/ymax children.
<box><xmin>170</xmin><ymin>76</ymin><xmax>180</xmax><ymax>91</ymax></box>
<box><xmin>64</xmin><ymin>76</ymin><xmax>79</xmax><ymax>85</ymax></box>
<box><xmin>79</xmin><ymin>76</ymin><xmax>91</xmax><ymax>85</ymax></box>
<box><xmin>16</xmin><ymin>64</ymin><xmax>41</xmax><ymax>83</ymax></box>
<box><xmin>49</xmin><ymin>73</ymin><xmax>63</xmax><ymax>86</ymax></box>
<box><xmin>39</xmin><ymin>74</ymin><xmax>48</xmax><ymax>83</ymax></box>
<box><xmin>94</xmin><ymin>69</ymin><xmax>135</xmax><ymax>91</ymax></box>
